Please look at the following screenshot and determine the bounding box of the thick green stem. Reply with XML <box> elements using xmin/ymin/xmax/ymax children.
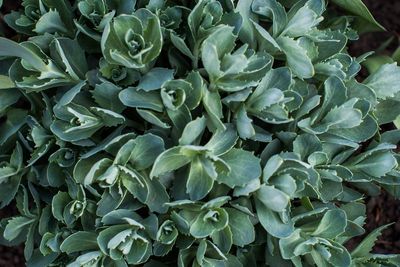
<box><xmin>301</xmin><ymin>197</ymin><xmax>314</xmax><ymax>211</ymax></box>
<box><xmin>192</xmin><ymin>42</ymin><xmax>200</xmax><ymax>70</ymax></box>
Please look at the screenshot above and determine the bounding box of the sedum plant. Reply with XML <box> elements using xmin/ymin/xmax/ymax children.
<box><xmin>0</xmin><ymin>0</ymin><xmax>400</xmax><ymax>266</ymax></box>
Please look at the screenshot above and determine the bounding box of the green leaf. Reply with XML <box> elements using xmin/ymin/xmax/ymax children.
<box><xmin>161</xmin><ymin>80</ymin><xmax>188</xmax><ymax>110</ymax></box>
<box><xmin>137</xmin><ymin>109</ymin><xmax>170</xmax><ymax>128</ymax></box>
<box><xmin>322</xmin><ymin>106</ymin><xmax>363</xmax><ymax>129</ymax></box>
<box><xmin>137</xmin><ymin>68</ymin><xmax>174</xmax><ymax>91</ymax></box>
<box><xmin>0</xmin><ymin>38</ymin><xmax>47</xmax><ymax>71</ymax></box>
<box><xmin>330</xmin><ymin>0</ymin><xmax>385</xmax><ymax>31</ymax></box>
<box><xmin>247</xmin><ymin>88</ymin><xmax>285</xmax><ymax>111</ymax></box>
<box><xmin>364</xmin><ymin>63</ymin><xmax>400</xmax><ymax>100</ymax></box>
<box><xmin>374</xmin><ymin>99</ymin><xmax>400</xmax><ymax>125</ymax></box>
<box><xmin>34</xmin><ymin>9</ymin><xmax>68</xmax><ymax>35</ymax></box>
<box><xmin>395</xmin><ymin>116</ymin><xmax>400</xmax><ymax>129</ymax></box>
<box><xmin>252</xmin><ymin>0</ymin><xmax>287</xmax><ymax>36</ymax></box>
<box><xmin>0</xmin><ymin>90</ymin><xmax>20</xmax><ymax>115</ymax></box>
<box><xmin>119</xmin><ymin>88</ymin><xmax>164</xmax><ymax>112</ymax></box>
<box><xmin>91</xmin><ymin>107</ymin><xmax>125</xmax><ymax>127</ymax></box>
<box><xmin>120</xmin><ymin>167</ymin><xmax>147</xmax><ymax>203</ymax></box>
<box><xmin>293</xmin><ymin>133</ymin><xmax>322</xmax><ymax>160</ymax></box>
<box><xmin>101</xmin><ymin>12</ymin><xmax>163</xmax><ymax>69</ymax></box>
<box><xmin>60</xmin><ymin>231</ymin><xmax>99</xmax><ymax>253</ymax></box>
<box><xmin>236</xmin><ymin>0</ymin><xmax>258</xmax><ymax>48</ymax></box>
<box><xmin>281</xmin><ymin>1</ymin><xmax>323</xmax><ymax>38</ymax></box>
<box><xmin>351</xmin><ymin>224</ymin><xmax>393</xmax><ymax>258</ymax></box>
<box><xmin>190</xmin><ymin>208</ymin><xmax>229</xmax><ymax>238</ymax></box>
<box><xmin>256</xmin><ymin>185</ymin><xmax>289</xmax><ymax>212</ymax></box>
<box><xmin>0</xmin><ymin>75</ymin><xmax>15</xmax><ymax>89</ymax></box>
<box><xmin>130</xmin><ymin>134</ymin><xmax>165</xmax><ymax>170</ymax></box>
<box><xmin>201</xmin><ymin>23</ymin><xmax>272</xmax><ymax>92</ymax></box>
<box><xmin>363</xmin><ymin>55</ymin><xmax>394</xmax><ymax>74</ymax></box>
<box><xmin>202</xmin><ymin>196</ymin><xmax>231</xmax><ymax>209</ymax></box>
<box><xmin>277</xmin><ymin>36</ymin><xmax>314</xmax><ymax>79</ymax></box>
<box><xmin>170</xmin><ymin>34</ymin><xmax>195</xmax><ymax>60</ymax></box>
<box><xmin>157</xmin><ymin>220</ymin><xmax>178</xmax><ymax>245</ymax></box>
<box><xmin>0</xmin><ymin>166</ymin><xmax>17</xmax><ymax>180</ymax></box>
<box><xmin>205</xmin><ymin>124</ymin><xmax>238</xmax><ymax>156</ymax></box>
<box><xmin>0</xmin><ymin>109</ymin><xmax>27</xmax><ymax>146</ymax></box>
<box><xmin>353</xmin><ymin>151</ymin><xmax>397</xmax><ymax>178</ymax></box>
<box><xmin>186</xmin><ymin>157</ymin><xmax>215</xmax><ymax>200</ymax></box>
<box><xmin>179</xmin><ymin>116</ymin><xmax>207</xmax><ymax>145</ymax></box>
<box><xmin>150</xmin><ymin>147</ymin><xmax>191</xmax><ymax>178</ymax></box>
<box><xmin>42</xmin><ymin>0</ymin><xmax>75</xmax><ymax>32</ymax></box>
<box><xmin>226</xmin><ymin>208</ymin><xmax>255</xmax><ymax>247</ymax></box>
<box><xmin>201</xmin><ymin>26</ymin><xmax>236</xmax><ymax>80</ymax></box>
<box><xmin>144</xmin><ymin>176</ymin><xmax>170</xmax><ymax>213</ymax></box>
<box><xmin>92</xmin><ymin>82</ymin><xmax>125</xmax><ymax>113</ymax></box>
<box><xmin>217</xmin><ymin>148</ymin><xmax>261</xmax><ymax>188</ymax></box>
<box><xmin>0</xmin><ymin>173</ymin><xmax>23</xmax><ymax>209</ymax></box>
<box><xmin>188</xmin><ymin>0</ymin><xmax>224</xmax><ymax>41</ymax></box>
<box><xmin>312</xmin><ymin>210</ymin><xmax>347</xmax><ymax>239</ymax></box>
<box><xmin>203</xmin><ymin>89</ymin><xmax>225</xmax><ymax>131</ymax></box>
<box><xmin>51</xmin><ymin>192</ymin><xmax>70</xmax><ymax>222</ymax></box>
<box><xmin>4</xmin><ymin>216</ymin><xmax>35</xmax><ymax>241</ymax></box>
<box><xmin>252</xmin><ymin>20</ymin><xmax>281</xmax><ymax>51</ymax></box>
<box><xmin>211</xmin><ymin>226</ymin><xmax>233</xmax><ymax>254</ymax></box>
<box><xmin>235</xmin><ymin>104</ymin><xmax>255</xmax><ymax>139</ymax></box>
<box><xmin>107</xmin><ymin>0</ymin><xmax>136</xmax><ymax>14</ymax></box>
<box><xmin>255</xmin><ymin>198</ymin><xmax>294</xmax><ymax>238</ymax></box>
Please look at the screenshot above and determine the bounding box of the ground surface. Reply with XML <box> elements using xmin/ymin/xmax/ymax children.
<box><xmin>349</xmin><ymin>1</ymin><xmax>400</xmax><ymax>57</ymax></box>
<box><xmin>345</xmin><ymin>0</ymin><xmax>400</xmax><ymax>255</ymax></box>
<box><xmin>0</xmin><ymin>0</ymin><xmax>399</xmax><ymax>266</ymax></box>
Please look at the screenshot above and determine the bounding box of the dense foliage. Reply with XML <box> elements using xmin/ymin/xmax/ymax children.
<box><xmin>0</xmin><ymin>0</ymin><xmax>400</xmax><ymax>266</ymax></box>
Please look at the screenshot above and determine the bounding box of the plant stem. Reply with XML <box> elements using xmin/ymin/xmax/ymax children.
<box><xmin>192</xmin><ymin>42</ymin><xmax>200</xmax><ymax>70</ymax></box>
<box><xmin>301</xmin><ymin>197</ymin><xmax>314</xmax><ymax>211</ymax></box>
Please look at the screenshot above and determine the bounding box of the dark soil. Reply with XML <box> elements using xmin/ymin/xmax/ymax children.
<box><xmin>345</xmin><ymin>192</ymin><xmax>400</xmax><ymax>254</ymax></box>
<box><xmin>345</xmin><ymin>0</ymin><xmax>400</xmax><ymax>255</ymax></box>
<box><xmin>363</xmin><ymin>192</ymin><xmax>400</xmax><ymax>253</ymax></box>
<box><xmin>0</xmin><ymin>244</ymin><xmax>24</xmax><ymax>267</ymax></box>
<box><xmin>0</xmin><ymin>204</ymin><xmax>24</xmax><ymax>267</ymax></box>
<box><xmin>349</xmin><ymin>1</ymin><xmax>400</xmax><ymax>57</ymax></box>
<box><xmin>0</xmin><ymin>0</ymin><xmax>400</xmax><ymax>266</ymax></box>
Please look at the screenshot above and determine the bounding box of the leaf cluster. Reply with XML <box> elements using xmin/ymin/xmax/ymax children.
<box><xmin>0</xmin><ymin>0</ymin><xmax>400</xmax><ymax>266</ymax></box>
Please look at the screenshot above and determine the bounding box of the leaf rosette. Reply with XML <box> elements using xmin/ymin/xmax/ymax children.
<box><xmin>99</xmin><ymin>225</ymin><xmax>152</xmax><ymax>264</ymax></box>
<box><xmin>279</xmin><ymin>209</ymin><xmax>352</xmax><ymax>267</ymax></box>
<box><xmin>51</xmin><ymin>102</ymin><xmax>125</xmax><ymax>142</ymax></box>
<box><xmin>0</xmin><ymin>37</ymin><xmax>87</xmax><ymax>91</ymax></box>
<box><xmin>0</xmin><ymin>0</ymin><xmax>400</xmax><ymax>266</ymax></box>
<box><xmin>4</xmin><ymin>0</ymin><xmax>75</xmax><ymax>36</ymax></box>
<box><xmin>101</xmin><ymin>10</ymin><xmax>163</xmax><ymax>70</ymax></box>
<box><xmin>0</xmin><ymin>143</ymin><xmax>24</xmax><ymax>208</ymax></box>
<box><xmin>178</xmin><ymin>239</ymin><xmax>229</xmax><ymax>267</ymax></box>
<box><xmin>99</xmin><ymin>58</ymin><xmax>140</xmax><ymax>86</ymax></box>
<box><xmin>189</xmin><ymin>0</ymin><xmax>224</xmax><ymax>42</ymax></box>
<box><xmin>76</xmin><ymin>0</ymin><xmax>115</xmax><ymax>41</ymax></box>
<box><xmin>97</xmin><ymin>212</ymin><xmax>155</xmax><ymax>265</ymax></box>
<box><xmin>202</xmin><ymin>26</ymin><xmax>272</xmax><ymax>92</ymax></box>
